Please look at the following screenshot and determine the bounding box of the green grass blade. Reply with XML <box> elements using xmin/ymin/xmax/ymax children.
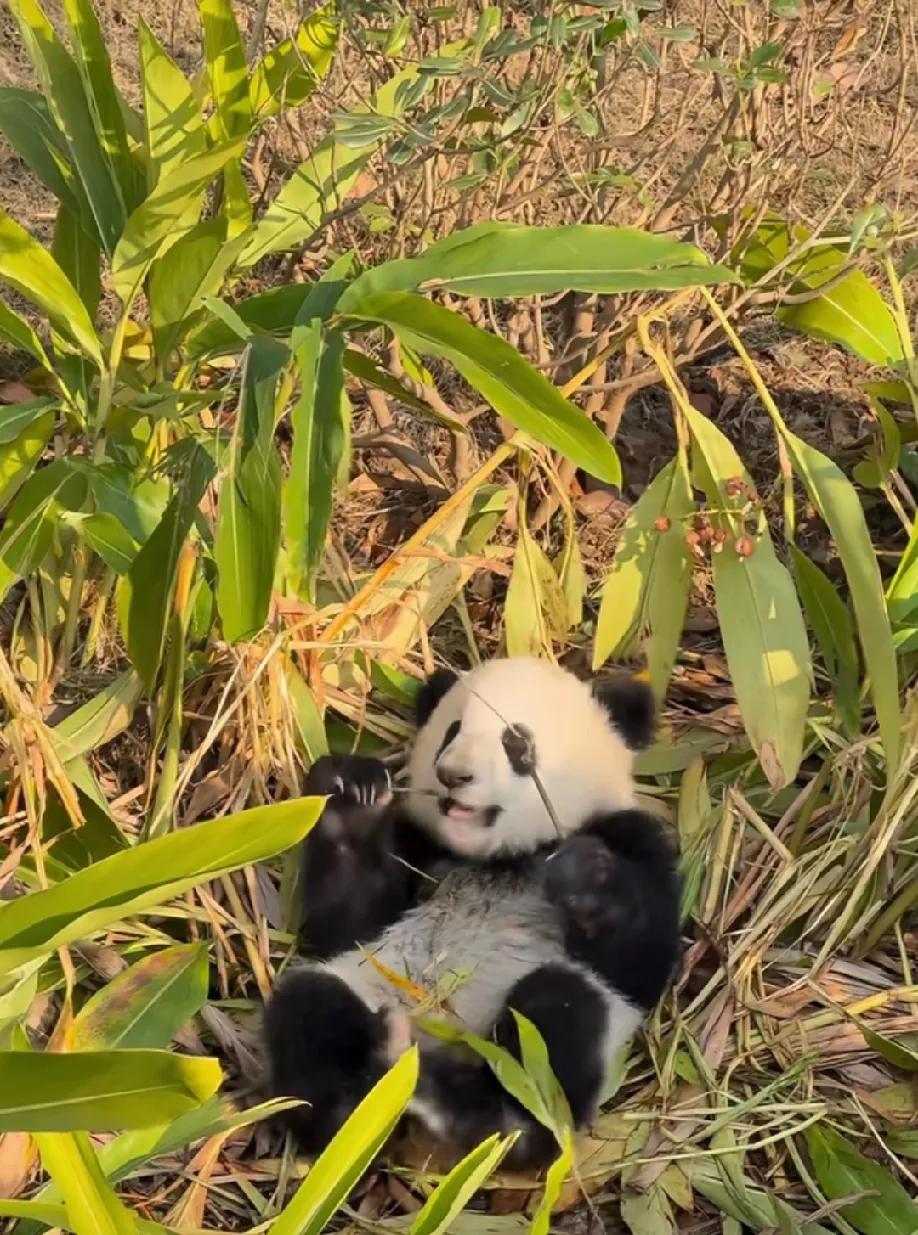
<box><xmin>410</xmin><ymin>1135</ymin><xmax>512</xmax><ymax>1235</ymax></box>
<box><xmin>33</xmin><ymin>1132</ymin><xmax>137</xmax><ymax>1235</ymax></box>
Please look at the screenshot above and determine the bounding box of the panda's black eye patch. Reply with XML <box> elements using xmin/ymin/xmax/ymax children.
<box><xmin>436</xmin><ymin>720</ymin><xmax>461</xmax><ymax>760</ymax></box>
<box><xmin>502</xmin><ymin>724</ymin><xmax>537</xmax><ymax>776</ymax></box>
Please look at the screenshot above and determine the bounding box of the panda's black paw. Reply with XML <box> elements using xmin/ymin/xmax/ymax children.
<box><xmin>545</xmin><ymin>834</ymin><xmax>621</xmax><ymax>938</ymax></box>
<box><xmin>306</xmin><ymin>755</ymin><xmax>393</xmax><ymax>811</ymax></box>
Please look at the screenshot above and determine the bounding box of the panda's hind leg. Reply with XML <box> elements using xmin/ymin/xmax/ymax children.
<box><xmin>264</xmin><ymin>967</ymin><xmax>401</xmax><ymax>1155</ymax></box>
<box><xmin>414</xmin><ymin>964</ymin><xmax>608</xmax><ymax>1170</ymax></box>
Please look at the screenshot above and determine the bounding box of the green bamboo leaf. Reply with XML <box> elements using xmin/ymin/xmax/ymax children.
<box><xmin>269</xmin><ymin>1048</ymin><xmax>419</xmax><ymax>1235</ymax></box>
<box><xmin>505</xmin><ymin>519</ymin><xmax>567</xmax><ymax>658</ymax></box>
<box><xmin>61</xmin><ymin>0</ymin><xmax>141</xmax><ymax>213</ymax></box>
<box><xmin>0</xmin><ymin>87</ymin><xmax>84</xmax><ymax>219</ymax></box>
<box><xmin>887</xmin><ymin>519</ymin><xmax>918</xmax><ymax>622</ymax></box>
<box><xmin>511</xmin><ymin>1011</ymin><xmax>572</xmax><ymax>1136</ymax></box>
<box><xmin>685</xmin><ymin>407</ymin><xmax>811</xmax><ymax>788</ymax></box>
<box><xmin>343</xmin><ymin>292</ymin><xmax>621</xmax><ymax>484</ymax></box>
<box><xmin>780</xmin><ymin>432</ymin><xmax>900</xmax><ymax>769</ymax></box>
<box><xmin>687</xmin><ymin>1159</ymin><xmax>832</xmax><ymax>1235</ymax></box>
<box><xmin>67</xmin><ymin>944</ymin><xmax>208</xmax><ymax>1050</ymax></box>
<box><xmin>1</xmin><ymin>1052</ymin><xmax>221</xmax><ymax>1133</ymax></box>
<box><xmin>249</xmin><ymin>8</ymin><xmax>338</xmax><ymax>118</ymax></box>
<box><xmin>284</xmin><ymin>322</ymin><xmax>346</xmax><ymax>601</ymax></box>
<box><xmin>342</xmin><ymin>223</ymin><xmax>738</xmax><ymax>305</ymax></box>
<box><xmin>0</xmin><ymin>398</ymin><xmax>56</xmax><ymax>445</ymax></box>
<box><xmin>409</xmin><ymin>1135</ymin><xmax>511</xmax><ymax>1235</ymax></box>
<box><xmin>214</xmin><ymin>338</ymin><xmax>287</xmax><ymax>641</ymax></box>
<box><xmin>139</xmin><ymin>21</ymin><xmax>206</xmax><ymax>186</ymax></box>
<box><xmin>50</xmin><ymin>671</ymin><xmax>142</xmax><ymax>765</ymax></box>
<box><xmin>0</xmin><ymin>410</ymin><xmax>55</xmax><ymax>511</ymax></box>
<box><xmin>791</xmin><ymin>547</ymin><xmax>861</xmax><ymax>736</ymax></box>
<box><xmin>239</xmin><ymin>50</ymin><xmax>467</xmax><ymax>267</ymax></box>
<box><xmin>737</xmin><ymin>216</ymin><xmax>903</xmax><ymax>366</ymax></box>
<box><xmin>0</xmin><ymin>796</ymin><xmax>323</xmax><ymax>974</ymax></box>
<box><xmin>0</xmin><ymin>210</ymin><xmax>102</xmax><ymax>365</ymax></box>
<box><xmin>62</xmin><ymin>511</ymin><xmax>139</xmax><ymax>575</ymax></box>
<box><xmin>0</xmin><ymin>460</ymin><xmax>88</xmax><ymax>603</ymax></box>
<box><xmin>34</xmin><ymin>1133</ymin><xmax>136</xmax><ymax>1235</ymax></box>
<box><xmin>0</xmin><ymin>299</ymin><xmax>52</xmax><ymax>369</ymax></box>
<box><xmin>807</xmin><ymin>1125</ymin><xmax>917</xmax><ymax>1235</ymax></box>
<box><xmin>0</xmin><ymin>1199</ymin><xmax>166</xmax><ymax>1235</ymax></box>
<box><xmin>593</xmin><ymin>456</ymin><xmax>694</xmax><ymax>698</ymax></box>
<box><xmin>117</xmin><ymin>444</ymin><xmax>214</xmax><ymax>688</ymax></box>
<box><xmin>52</xmin><ymin>207</ymin><xmax>100</xmax><ymax>318</ymax></box>
<box><xmin>530</xmin><ymin>1133</ymin><xmax>575</xmax><ymax>1235</ymax></box>
<box><xmin>111</xmin><ymin>139</ymin><xmax>246</xmax><ymax>309</ymax></box>
<box><xmin>199</xmin><ymin>0</ymin><xmax>252</xmax><ymax>140</ymax></box>
<box><xmin>6</xmin><ymin>0</ymin><xmax>127</xmax><ymax>255</ymax></box>
<box><xmin>148</xmin><ymin>217</ymin><xmax>249</xmax><ymax>364</ymax></box>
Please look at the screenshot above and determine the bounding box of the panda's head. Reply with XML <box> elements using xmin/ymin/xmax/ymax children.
<box><xmin>405</xmin><ymin>657</ymin><xmax>655</xmax><ymax>858</ymax></box>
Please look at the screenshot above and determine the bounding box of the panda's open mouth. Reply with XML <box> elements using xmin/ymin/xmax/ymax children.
<box><xmin>441</xmin><ymin>798</ymin><xmax>499</xmax><ymax>828</ymax></box>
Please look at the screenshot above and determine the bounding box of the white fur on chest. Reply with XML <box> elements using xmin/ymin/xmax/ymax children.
<box><xmin>324</xmin><ymin>866</ymin><xmax>564</xmax><ymax>1033</ymax></box>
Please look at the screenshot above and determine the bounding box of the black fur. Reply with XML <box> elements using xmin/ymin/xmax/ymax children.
<box><xmin>594</xmin><ymin>676</ymin><xmax>656</xmax><ymax>751</ymax></box>
<box><xmin>416</xmin><ymin>668</ymin><xmax>458</xmax><ymax>725</ymax></box>
<box><xmin>545</xmin><ymin>809</ymin><xmax>680</xmax><ymax>1010</ymax></box>
<box><xmin>263</xmin><ymin>968</ymin><xmax>395</xmax><ymax>1154</ymax></box>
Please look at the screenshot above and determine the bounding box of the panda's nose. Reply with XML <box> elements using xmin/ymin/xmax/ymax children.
<box><xmin>436</xmin><ymin>766</ymin><xmax>474</xmax><ymax>790</ymax></box>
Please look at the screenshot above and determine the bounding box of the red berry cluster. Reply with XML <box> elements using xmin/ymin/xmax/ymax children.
<box><xmin>652</xmin><ymin>476</ymin><xmax>760</xmax><ymax>561</ymax></box>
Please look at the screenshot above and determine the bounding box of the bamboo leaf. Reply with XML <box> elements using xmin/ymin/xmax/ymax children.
<box><xmin>0</xmin><ymin>210</ymin><xmax>102</xmax><ymax>364</ymax></box>
<box><xmin>148</xmin><ymin>217</ymin><xmax>249</xmax><ymax>364</ymax></box>
<box><xmin>1</xmin><ymin>1052</ymin><xmax>221</xmax><ymax>1132</ymax></box>
<box><xmin>214</xmin><ymin>338</ymin><xmax>287</xmax><ymax>640</ymax></box>
<box><xmin>284</xmin><ymin>322</ymin><xmax>346</xmax><ymax>601</ymax></box>
<box><xmin>343</xmin><ymin>292</ymin><xmax>621</xmax><ymax>484</ymax></box>
<box><xmin>0</xmin><ymin>399</ymin><xmax>57</xmax><ymax>445</ymax></box>
<box><xmin>269</xmin><ymin>1048</ymin><xmax>419</xmax><ymax>1235</ymax></box>
<box><xmin>791</xmin><ymin>547</ymin><xmax>861</xmax><ymax>736</ymax></box>
<box><xmin>685</xmin><ymin>406</ymin><xmax>811</xmax><ymax>788</ymax></box>
<box><xmin>67</xmin><ymin>944</ymin><xmax>209</xmax><ymax>1050</ymax></box>
<box><xmin>0</xmin><ymin>460</ymin><xmax>88</xmax><ymax>603</ymax></box>
<box><xmin>780</xmin><ymin>431</ymin><xmax>900</xmax><ymax>768</ymax></box>
<box><xmin>6</xmin><ymin>0</ymin><xmax>127</xmax><ymax>254</ymax></box>
<box><xmin>409</xmin><ymin>1135</ymin><xmax>511</xmax><ymax>1235</ymax></box>
<box><xmin>33</xmin><ymin>1131</ymin><xmax>137</xmax><ymax>1234</ymax></box>
<box><xmin>62</xmin><ymin>511</ymin><xmax>139</xmax><ymax>575</ymax></box>
<box><xmin>61</xmin><ymin>0</ymin><xmax>141</xmax><ymax>213</ymax></box>
<box><xmin>249</xmin><ymin>7</ymin><xmax>338</xmax><ymax>118</ymax></box>
<box><xmin>342</xmin><ymin>223</ymin><xmax>739</xmax><ymax>305</ymax></box>
<box><xmin>239</xmin><ymin>52</ymin><xmax>466</xmax><ymax>267</ymax></box>
<box><xmin>199</xmin><ymin>0</ymin><xmax>251</xmax><ymax>140</ymax></box>
<box><xmin>0</xmin><ymin>87</ymin><xmax>84</xmax><ymax>219</ymax></box>
<box><xmin>593</xmin><ymin>456</ymin><xmax>694</xmax><ymax>698</ymax></box>
<box><xmin>505</xmin><ymin>518</ymin><xmax>567</xmax><ymax>657</ymax></box>
<box><xmin>806</xmin><ymin>1124</ymin><xmax>917</xmax><ymax>1235</ymax></box>
<box><xmin>139</xmin><ymin>21</ymin><xmax>206</xmax><ymax>186</ymax></box>
<box><xmin>0</xmin><ymin>796</ymin><xmax>323</xmax><ymax>974</ymax></box>
<box><xmin>530</xmin><ymin>1133</ymin><xmax>575</xmax><ymax>1235</ymax></box>
<box><xmin>0</xmin><ymin>299</ymin><xmax>52</xmax><ymax>369</ymax></box>
<box><xmin>118</xmin><ymin>443</ymin><xmax>214</xmax><ymax>688</ymax></box>
<box><xmin>0</xmin><ymin>410</ymin><xmax>55</xmax><ymax>511</ymax></box>
<box><xmin>111</xmin><ymin>139</ymin><xmax>246</xmax><ymax>309</ymax></box>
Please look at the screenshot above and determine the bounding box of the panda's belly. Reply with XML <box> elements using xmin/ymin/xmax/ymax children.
<box><xmin>324</xmin><ymin>868</ymin><xmax>566</xmax><ymax>1034</ymax></box>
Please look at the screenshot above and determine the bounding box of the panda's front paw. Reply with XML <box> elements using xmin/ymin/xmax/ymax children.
<box><xmin>545</xmin><ymin>834</ymin><xmax>620</xmax><ymax>938</ymax></box>
<box><xmin>306</xmin><ymin>755</ymin><xmax>393</xmax><ymax>811</ymax></box>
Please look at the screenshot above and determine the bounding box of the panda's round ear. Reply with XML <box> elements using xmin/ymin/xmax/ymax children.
<box><xmin>416</xmin><ymin>668</ymin><xmax>458</xmax><ymax>726</ymax></box>
<box><xmin>593</xmin><ymin>675</ymin><xmax>656</xmax><ymax>750</ymax></box>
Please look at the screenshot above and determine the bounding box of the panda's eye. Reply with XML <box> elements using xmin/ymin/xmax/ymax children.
<box><xmin>436</xmin><ymin>720</ymin><xmax>460</xmax><ymax>760</ymax></box>
<box><xmin>502</xmin><ymin>724</ymin><xmax>536</xmax><ymax>776</ymax></box>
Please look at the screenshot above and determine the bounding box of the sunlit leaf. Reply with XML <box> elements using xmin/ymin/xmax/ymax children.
<box><xmin>807</xmin><ymin>1124</ymin><xmax>917</xmax><ymax>1235</ymax></box>
<box><xmin>33</xmin><ymin>1131</ymin><xmax>136</xmax><ymax>1235</ymax></box>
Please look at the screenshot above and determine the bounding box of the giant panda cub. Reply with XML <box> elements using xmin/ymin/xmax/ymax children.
<box><xmin>264</xmin><ymin>656</ymin><xmax>681</xmax><ymax>1169</ymax></box>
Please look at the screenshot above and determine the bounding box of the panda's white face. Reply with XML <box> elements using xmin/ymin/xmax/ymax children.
<box><xmin>406</xmin><ymin>657</ymin><xmax>638</xmax><ymax>858</ymax></box>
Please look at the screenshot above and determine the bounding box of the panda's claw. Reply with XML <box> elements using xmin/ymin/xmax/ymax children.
<box><xmin>306</xmin><ymin>754</ymin><xmax>393</xmax><ymax>813</ymax></box>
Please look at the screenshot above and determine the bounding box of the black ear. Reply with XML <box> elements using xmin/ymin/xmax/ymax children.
<box><xmin>416</xmin><ymin>668</ymin><xmax>458</xmax><ymax>726</ymax></box>
<box><xmin>594</xmin><ymin>676</ymin><xmax>656</xmax><ymax>750</ymax></box>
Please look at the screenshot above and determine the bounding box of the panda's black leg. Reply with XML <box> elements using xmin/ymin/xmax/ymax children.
<box><xmin>413</xmin><ymin>965</ymin><xmax>606</xmax><ymax>1171</ymax></box>
<box><xmin>263</xmin><ymin>967</ymin><xmax>398</xmax><ymax>1155</ymax></box>
<box><xmin>544</xmin><ymin>810</ymin><xmax>681</xmax><ymax>1013</ymax></box>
